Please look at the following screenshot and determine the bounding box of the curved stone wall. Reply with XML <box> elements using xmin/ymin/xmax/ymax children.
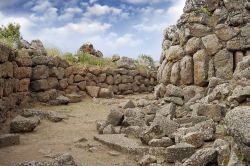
<box><xmin>158</xmin><ymin>0</ymin><xmax>250</xmax><ymax>86</ymax></box>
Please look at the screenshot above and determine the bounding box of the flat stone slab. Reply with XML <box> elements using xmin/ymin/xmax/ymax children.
<box><xmin>174</xmin><ymin>116</ymin><xmax>209</xmax><ymax>125</ymax></box>
<box><xmin>94</xmin><ymin>134</ymin><xmax>149</xmax><ymax>154</ymax></box>
<box><xmin>0</xmin><ymin>134</ymin><xmax>20</xmax><ymax>148</ymax></box>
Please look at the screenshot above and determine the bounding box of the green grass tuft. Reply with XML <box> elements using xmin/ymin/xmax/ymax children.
<box><xmin>200</xmin><ymin>6</ymin><xmax>213</xmax><ymax>17</ymax></box>
<box><xmin>46</xmin><ymin>47</ymin><xmax>63</xmax><ymax>57</ymax></box>
<box><xmin>78</xmin><ymin>53</ymin><xmax>115</xmax><ymax>67</ymax></box>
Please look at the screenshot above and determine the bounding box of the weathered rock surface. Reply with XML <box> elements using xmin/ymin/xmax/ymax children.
<box><xmin>16</xmin><ymin>153</ymin><xmax>77</xmax><ymax>166</ymax></box>
<box><xmin>94</xmin><ymin>134</ymin><xmax>149</xmax><ymax>154</ymax></box>
<box><xmin>165</xmin><ymin>143</ymin><xmax>196</xmax><ymax>163</ymax></box>
<box><xmin>0</xmin><ymin>134</ymin><xmax>20</xmax><ymax>148</ymax></box>
<box><xmin>182</xmin><ymin>148</ymin><xmax>218</xmax><ymax>166</ymax></box>
<box><xmin>225</xmin><ymin>106</ymin><xmax>250</xmax><ymax>162</ymax></box>
<box><xmin>10</xmin><ymin>116</ymin><xmax>40</xmax><ymax>133</ymax></box>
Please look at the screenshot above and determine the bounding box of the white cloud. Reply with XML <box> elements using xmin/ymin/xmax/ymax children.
<box><xmin>133</xmin><ymin>23</ymin><xmax>168</xmax><ymax>32</ymax></box>
<box><xmin>30</xmin><ymin>0</ymin><xmax>58</xmax><ymax>23</ymax></box>
<box><xmin>58</xmin><ymin>7</ymin><xmax>82</xmax><ymax>20</ymax></box>
<box><xmin>42</xmin><ymin>20</ymin><xmax>111</xmax><ymax>36</ymax></box>
<box><xmin>85</xmin><ymin>4</ymin><xmax>122</xmax><ymax>16</ymax></box>
<box><xmin>32</xmin><ymin>0</ymin><xmax>52</xmax><ymax>12</ymax></box>
<box><xmin>83</xmin><ymin>33</ymin><xmax>143</xmax><ymax>56</ymax></box>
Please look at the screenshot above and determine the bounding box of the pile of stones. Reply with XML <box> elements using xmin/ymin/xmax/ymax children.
<box><xmin>96</xmin><ymin>74</ymin><xmax>250</xmax><ymax>165</ymax></box>
<box><xmin>117</xmin><ymin>0</ymin><xmax>250</xmax><ymax>164</ymax></box>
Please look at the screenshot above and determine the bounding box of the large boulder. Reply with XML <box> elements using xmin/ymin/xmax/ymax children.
<box><xmin>86</xmin><ymin>86</ymin><xmax>100</xmax><ymax>98</ymax></box>
<box><xmin>225</xmin><ymin>106</ymin><xmax>250</xmax><ymax>162</ymax></box>
<box><xmin>165</xmin><ymin>84</ymin><xmax>183</xmax><ymax>98</ymax></box>
<box><xmin>234</xmin><ymin>55</ymin><xmax>250</xmax><ymax>80</ymax></box>
<box><xmin>165</xmin><ymin>143</ymin><xmax>196</xmax><ymax>163</ymax></box>
<box><xmin>228</xmin><ymin>85</ymin><xmax>250</xmax><ymax>103</ymax></box>
<box><xmin>0</xmin><ymin>44</ymin><xmax>11</xmax><ymax>63</ymax></box>
<box><xmin>185</xmin><ymin>37</ymin><xmax>202</xmax><ymax>55</ymax></box>
<box><xmin>116</xmin><ymin>57</ymin><xmax>136</xmax><ymax>69</ymax></box>
<box><xmin>165</xmin><ymin>45</ymin><xmax>184</xmax><ymax>62</ymax></box>
<box><xmin>202</xmin><ymin>34</ymin><xmax>222</xmax><ymax>56</ymax></box>
<box><xmin>30</xmin><ymin>40</ymin><xmax>47</xmax><ymax>56</ymax></box>
<box><xmin>140</xmin><ymin>115</ymin><xmax>179</xmax><ymax>144</ymax></box>
<box><xmin>154</xmin><ymin>83</ymin><xmax>166</xmax><ymax>99</ymax></box>
<box><xmin>193</xmin><ymin>49</ymin><xmax>209</xmax><ymax>86</ymax></box>
<box><xmin>10</xmin><ymin>115</ymin><xmax>40</xmax><ymax>133</ymax></box>
<box><xmin>182</xmin><ymin>148</ymin><xmax>218</xmax><ymax>166</ymax></box>
<box><xmin>77</xmin><ymin>42</ymin><xmax>103</xmax><ymax>58</ymax></box>
<box><xmin>214</xmin><ymin>49</ymin><xmax>234</xmax><ymax>80</ymax></box>
<box><xmin>98</xmin><ymin>88</ymin><xmax>114</xmax><ymax>98</ymax></box>
<box><xmin>180</xmin><ymin>56</ymin><xmax>194</xmax><ymax>85</ymax></box>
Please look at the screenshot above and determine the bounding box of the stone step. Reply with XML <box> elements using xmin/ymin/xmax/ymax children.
<box><xmin>94</xmin><ymin>134</ymin><xmax>149</xmax><ymax>154</ymax></box>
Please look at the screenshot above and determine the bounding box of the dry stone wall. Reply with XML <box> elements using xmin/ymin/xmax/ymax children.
<box><xmin>30</xmin><ymin>55</ymin><xmax>157</xmax><ymax>103</ymax></box>
<box><xmin>158</xmin><ymin>0</ymin><xmax>250</xmax><ymax>87</ymax></box>
<box><xmin>0</xmin><ymin>46</ymin><xmax>31</xmax><ymax>123</ymax></box>
<box><xmin>0</xmin><ymin>44</ymin><xmax>157</xmax><ymax>122</ymax></box>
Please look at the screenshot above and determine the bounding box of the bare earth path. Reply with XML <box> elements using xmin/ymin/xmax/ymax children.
<box><xmin>0</xmin><ymin>96</ymin><xmax>143</xmax><ymax>166</ymax></box>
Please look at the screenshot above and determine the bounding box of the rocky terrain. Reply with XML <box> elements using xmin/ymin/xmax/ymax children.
<box><xmin>0</xmin><ymin>0</ymin><xmax>250</xmax><ymax>166</ymax></box>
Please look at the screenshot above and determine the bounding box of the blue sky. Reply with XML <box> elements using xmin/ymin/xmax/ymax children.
<box><xmin>0</xmin><ymin>0</ymin><xmax>185</xmax><ymax>60</ymax></box>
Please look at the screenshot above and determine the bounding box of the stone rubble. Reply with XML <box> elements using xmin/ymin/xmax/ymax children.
<box><xmin>0</xmin><ymin>0</ymin><xmax>250</xmax><ymax>165</ymax></box>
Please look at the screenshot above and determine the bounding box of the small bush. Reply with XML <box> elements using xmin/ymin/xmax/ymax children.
<box><xmin>78</xmin><ymin>53</ymin><xmax>114</xmax><ymax>67</ymax></box>
<box><xmin>0</xmin><ymin>23</ymin><xmax>21</xmax><ymax>48</ymax></box>
<box><xmin>46</xmin><ymin>47</ymin><xmax>63</xmax><ymax>57</ymax></box>
<box><xmin>0</xmin><ymin>38</ymin><xmax>14</xmax><ymax>48</ymax></box>
<box><xmin>63</xmin><ymin>52</ymin><xmax>78</xmax><ymax>62</ymax></box>
<box><xmin>137</xmin><ymin>54</ymin><xmax>155</xmax><ymax>69</ymax></box>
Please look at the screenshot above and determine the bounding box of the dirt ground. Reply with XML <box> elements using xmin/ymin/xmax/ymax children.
<box><xmin>0</xmin><ymin>95</ymin><xmax>154</xmax><ymax>166</ymax></box>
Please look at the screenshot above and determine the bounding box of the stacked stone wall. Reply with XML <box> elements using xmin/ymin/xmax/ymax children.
<box><xmin>30</xmin><ymin>54</ymin><xmax>157</xmax><ymax>103</ymax></box>
<box><xmin>0</xmin><ymin>46</ymin><xmax>31</xmax><ymax>123</ymax></box>
<box><xmin>158</xmin><ymin>0</ymin><xmax>250</xmax><ymax>87</ymax></box>
<box><xmin>0</xmin><ymin>44</ymin><xmax>157</xmax><ymax>122</ymax></box>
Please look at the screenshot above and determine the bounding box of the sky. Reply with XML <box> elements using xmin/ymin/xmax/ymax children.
<box><xmin>0</xmin><ymin>0</ymin><xmax>185</xmax><ymax>60</ymax></box>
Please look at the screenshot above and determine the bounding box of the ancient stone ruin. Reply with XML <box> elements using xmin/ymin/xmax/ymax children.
<box><xmin>94</xmin><ymin>0</ymin><xmax>250</xmax><ymax>166</ymax></box>
<box><xmin>158</xmin><ymin>0</ymin><xmax>250</xmax><ymax>87</ymax></box>
<box><xmin>0</xmin><ymin>41</ymin><xmax>157</xmax><ymax>124</ymax></box>
<box><xmin>0</xmin><ymin>0</ymin><xmax>250</xmax><ymax>166</ymax></box>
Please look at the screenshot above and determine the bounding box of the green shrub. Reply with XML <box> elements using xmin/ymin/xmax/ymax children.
<box><xmin>78</xmin><ymin>53</ymin><xmax>114</xmax><ymax>67</ymax></box>
<box><xmin>0</xmin><ymin>38</ymin><xmax>14</xmax><ymax>48</ymax></box>
<box><xmin>63</xmin><ymin>52</ymin><xmax>78</xmax><ymax>62</ymax></box>
<box><xmin>137</xmin><ymin>54</ymin><xmax>155</xmax><ymax>69</ymax></box>
<box><xmin>0</xmin><ymin>23</ymin><xmax>21</xmax><ymax>48</ymax></box>
<box><xmin>200</xmin><ymin>6</ymin><xmax>213</xmax><ymax>16</ymax></box>
<box><xmin>46</xmin><ymin>47</ymin><xmax>63</xmax><ymax>57</ymax></box>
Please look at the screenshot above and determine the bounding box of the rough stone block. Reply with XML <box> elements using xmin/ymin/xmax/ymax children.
<box><xmin>0</xmin><ymin>44</ymin><xmax>11</xmax><ymax>63</ymax></box>
<box><xmin>165</xmin><ymin>143</ymin><xmax>196</xmax><ymax>163</ymax></box>
<box><xmin>32</xmin><ymin>65</ymin><xmax>49</xmax><ymax>80</ymax></box>
<box><xmin>94</xmin><ymin>134</ymin><xmax>149</xmax><ymax>154</ymax></box>
<box><xmin>30</xmin><ymin>79</ymin><xmax>49</xmax><ymax>92</ymax></box>
<box><xmin>15</xmin><ymin>50</ymin><xmax>32</xmax><ymax>67</ymax></box>
<box><xmin>0</xmin><ymin>134</ymin><xmax>20</xmax><ymax>148</ymax></box>
<box><xmin>18</xmin><ymin>78</ymin><xmax>30</xmax><ymax>92</ymax></box>
<box><xmin>0</xmin><ymin>61</ymin><xmax>13</xmax><ymax>78</ymax></box>
<box><xmin>14</xmin><ymin>67</ymin><xmax>32</xmax><ymax>79</ymax></box>
<box><xmin>86</xmin><ymin>86</ymin><xmax>100</xmax><ymax>98</ymax></box>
